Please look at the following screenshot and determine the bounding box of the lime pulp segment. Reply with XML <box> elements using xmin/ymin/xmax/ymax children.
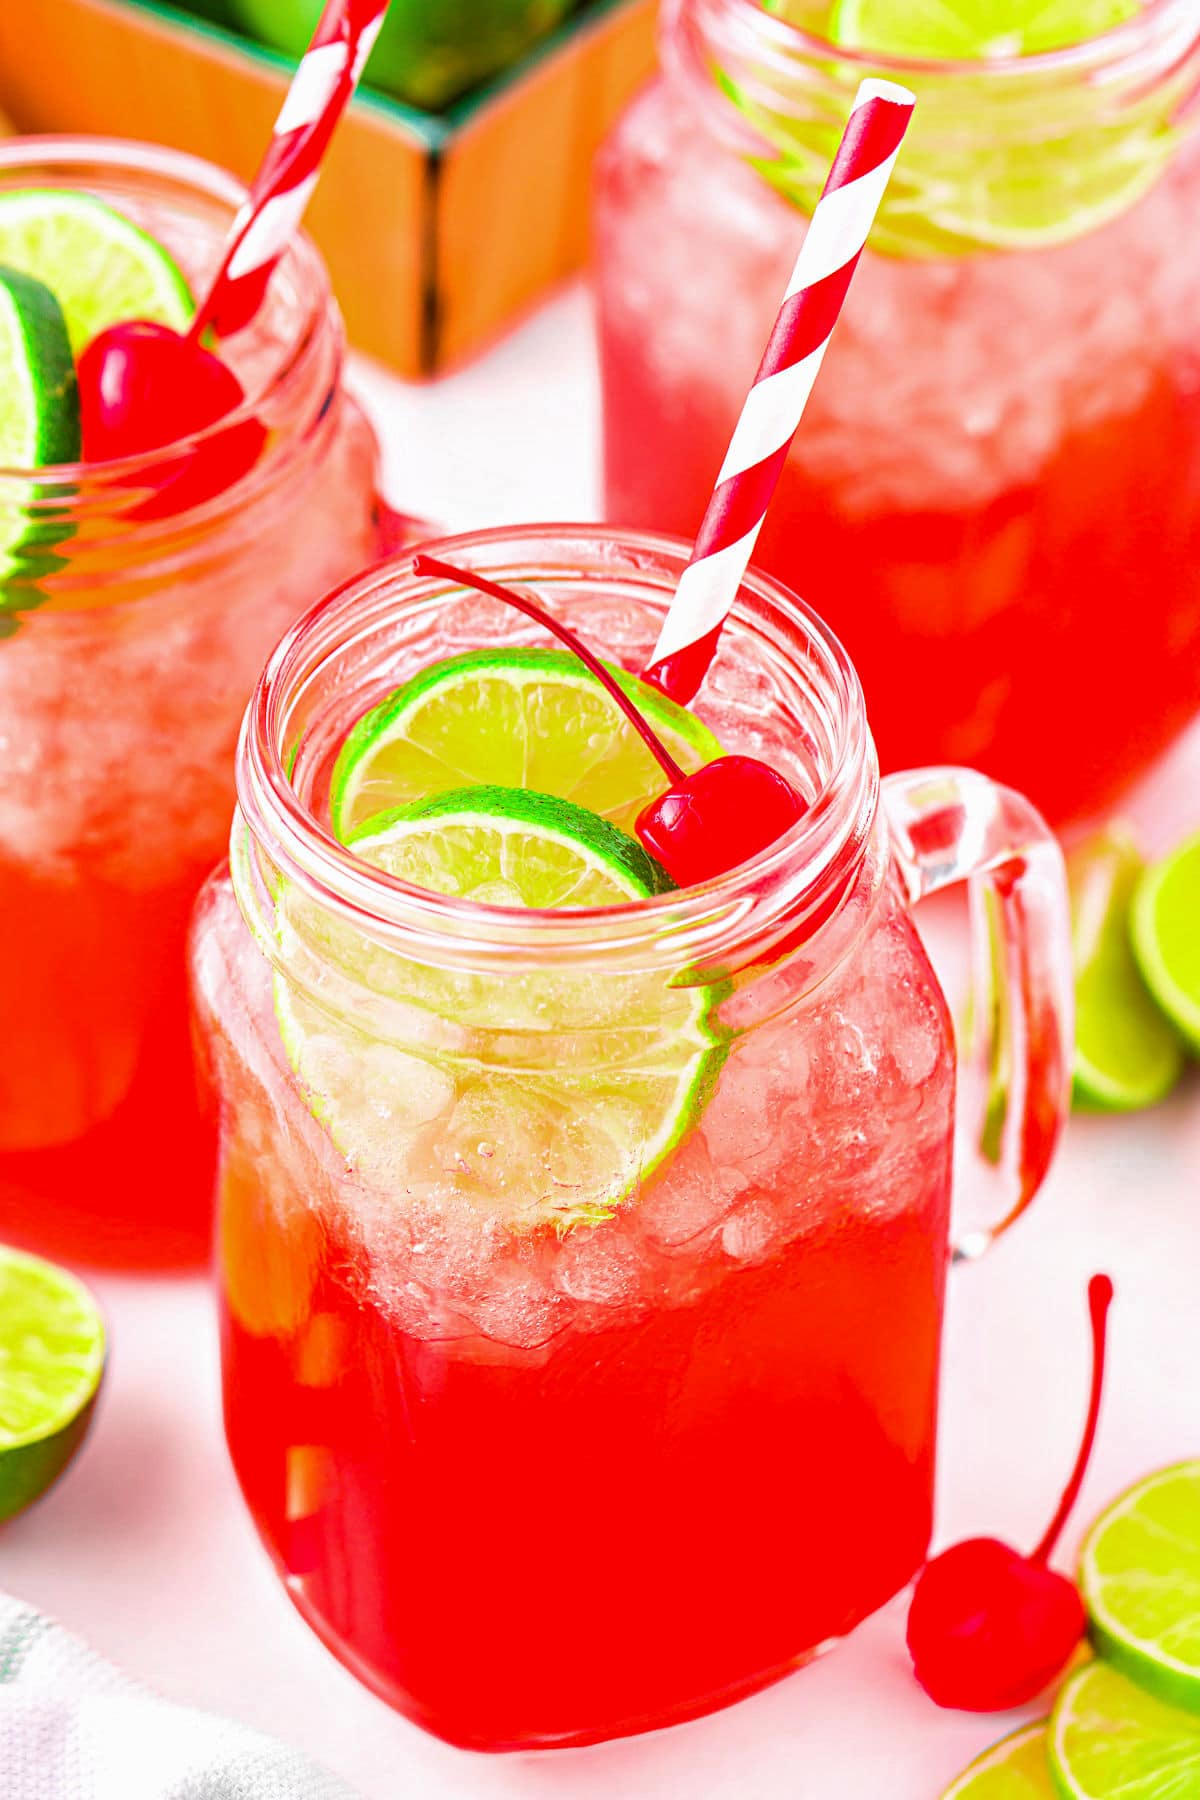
<box><xmin>0</xmin><ymin>1245</ymin><xmax>105</xmax><ymax>1522</ymax></box>
<box><xmin>1130</xmin><ymin>834</ymin><xmax>1200</xmax><ymax>1054</ymax></box>
<box><xmin>1068</xmin><ymin>828</ymin><xmax>1186</xmax><ymax>1112</ymax></box>
<box><xmin>1079</xmin><ymin>1460</ymin><xmax>1200</xmax><ymax>1713</ymax></box>
<box><xmin>329</xmin><ymin>646</ymin><xmax>723</xmax><ymax>843</ymax></box>
<box><xmin>0</xmin><ymin>189</ymin><xmax>193</xmax><ymax>355</ymax></box>
<box><xmin>940</xmin><ymin>1724</ymin><xmax>1056</xmax><ymax>1798</ymax></box>
<box><xmin>1048</xmin><ymin>1660</ymin><xmax>1200</xmax><ymax>1800</ymax></box>
<box><xmin>274</xmin><ymin>788</ymin><xmax>721</xmax><ymax>1231</ymax></box>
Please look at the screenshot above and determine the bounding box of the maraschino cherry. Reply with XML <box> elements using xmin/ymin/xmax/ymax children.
<box><xmin>411</xmin><ymin>554</ymin><xmax>809</xmax><ymax>886</ymax></box>
<box><xmin>907</xmin><ymin>1273</ymin><xmax>1114</xmax><ymax>1711</ymax></box>
<box><xmin>77</xmin><ymin>320</ymin><xmax>265</xmax><ymax>516</ymax></box>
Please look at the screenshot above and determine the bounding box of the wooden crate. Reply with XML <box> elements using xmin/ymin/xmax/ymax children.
<box><xmin>0</xmin><ymin>0</ymin><xmax>656</xmax><ymax>376</ymax></box>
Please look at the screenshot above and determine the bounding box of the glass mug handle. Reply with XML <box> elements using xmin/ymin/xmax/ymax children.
<box><xmin>882</xmin><ymin>768</ymin><xmax>1073</xmax><ymax>1261</ymax></box>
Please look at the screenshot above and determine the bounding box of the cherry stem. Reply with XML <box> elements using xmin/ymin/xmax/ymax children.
<box><xmin>1030</xmin><ymin>1273</ymin><xmax>1114</xmax><ymax>1567</ymax></box>
<box><xmin>412</xmin><ymin>554</ymin><xmax>687</xmax><ymax>786</ymax></box>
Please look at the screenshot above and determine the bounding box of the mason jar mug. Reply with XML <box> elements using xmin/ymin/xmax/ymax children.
<box><xmin>594</xmin><ymin>0</ymin><xmax>1200</xmax><ymax>823</ymax></box>
<box><xmin>0</xmin><ymin>137</ymin><xmax>397</xmax><ymax>1266</ymax></box>
<box><xmin>190</xmin><ymin>526</ymin><xmax>1073</xmax><ymax>1749</ymax></box>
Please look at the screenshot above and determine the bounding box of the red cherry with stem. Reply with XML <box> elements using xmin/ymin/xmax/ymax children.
<box><xmin>76</xmin><ymin>320</ymin><xmax>265</xmax><ymax>517</ymax></box>
<box><xmin>906</xmin><ymin>1273</ymin><xmax>1114</xmax><ymax>1712</ymax></box>
<box><xmin>411</xmin><ymin>554</ymin><xmax>809</xmax><ymax>886</ymax></box>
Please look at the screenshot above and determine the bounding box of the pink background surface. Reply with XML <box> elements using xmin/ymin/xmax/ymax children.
<box><xmin>2</xmin><ymin>288</ymin><xmax>1198</xmax><ymax>1799</ymax></box>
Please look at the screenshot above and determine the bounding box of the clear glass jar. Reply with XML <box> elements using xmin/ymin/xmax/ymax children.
<box><xmin>191</xmin><ymin>525</ymin><xmax>1072</xmax><ymax>1749</ymax></box>
<box><xmin>0</xmin><ymin>138</ymin><xmax>398</xmax><ymax>1267</ymax></box>
<box><xmin>594</xmin><ymin>0</ymin><xmax>1200</xmax><ymax>825</ymax></box>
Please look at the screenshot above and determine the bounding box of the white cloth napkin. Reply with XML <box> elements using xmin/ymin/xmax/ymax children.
<box><xmin>0</xmin><ymin>1593</ymin><xmax>361</xmax><ymax>1800</ymax></box>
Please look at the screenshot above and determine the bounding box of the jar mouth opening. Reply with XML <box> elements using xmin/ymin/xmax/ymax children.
<box><xmin>0</xmin><ymin>135</ymin><xmax>332</xmax><ymax>488</ymax></box>
<box><xmin>711</xmin><ymin>0</ymin><xmax>1193</xmax><ymax>78</ymax></box>
<box><xmin>238</xmin><ymin>524</ymin><xmax>880</xmax><ymax>962</ymax></box>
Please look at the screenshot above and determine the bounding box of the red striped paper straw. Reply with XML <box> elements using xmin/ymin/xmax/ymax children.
<box><xmin>189</xmin><ymin>0</ymin><xmax>387</xmax><ymax>341</ymax></box>
<box><xmin>642</xmin><ymin>78</ymin><xmax>915</xmax><ymax>705</ymax></box>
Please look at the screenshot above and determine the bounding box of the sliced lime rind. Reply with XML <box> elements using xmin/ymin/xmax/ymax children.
<box><xmin>329</xmin><ymin>646</ymin><xmax>723</xmax><ymax>843</ymax></box>
<box><xmin>727</xmin><ymin>0</ymin><xmax>1172</xmax><ymax>256</ymax></box>
<box><xmin>274</xmin><ymin>788</ymin><xmax>722</xmax><ymax>1232</ymax></box>
<box><xmin>1078</xmin><ymin>1460</ymin><xmax>1200</xmax><ymax>1715</ymax></box>
<box><xmin>0</xmin><ymin>189</ymin><xmax>192</xmax><ymax>355</ymax></box>
<box><xmin>0</xmin><ymin>267</ymin><xmax>79</xmax><ymax>470</ymax></box>
<box><xmin>1048</xmin><ymin>1660</ymin><xmax>1200</xmax><ymax>1799</ymax></box>
<box><xmin>1130</xmin><ymin>834</ymin><xmax>1200</xmax><ymax>1055</ymax></box>
<box><xmin>0</xmin><ymin>1245</ymin><xmax>105</xmax><ymax>1522</ymax></box>
<box><xmin>351</xmin><ymin>784</ymin><xmax>676</xmax><ymax>903</ymax></box>
<box><xmin>1069</xmin><ymin>828</ymin><xmax>1186</xmax><ymax>1113</ymax></box>
<box><xmin>941</xmin><ymin>1723</ymin><xmax>1056</xmax><ymax>1797</ymax></box>
<box><xmin>0</xmin><ymin>266</ymin><xmax>80</xmax><ymax>597</ymax></box>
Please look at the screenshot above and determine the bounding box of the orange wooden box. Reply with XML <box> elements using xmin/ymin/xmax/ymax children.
<box><xmin>0</xmin><ymin>0</ymin><xmax>656</xmax><ymax>376</ymax></box>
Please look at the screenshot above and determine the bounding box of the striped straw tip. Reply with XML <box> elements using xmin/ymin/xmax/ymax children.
<box><xmin>854</xmin><ymin>78</ymin><xmax>917</xmax><ymax>109</ymax></box>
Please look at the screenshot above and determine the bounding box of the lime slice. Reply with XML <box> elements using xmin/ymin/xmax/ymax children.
<box><xmin>329</xmin><ymin>647</ymin><xmax>723</xmax><ymax>844</ymax></box>
<box><xmin>827</xmin><ymin>0</ymin><xmax>1139</xmax><ymax>58</ymax></box>
<box><xmin>743</xmin><ymin>0</ymin><xmax>1166</xmax><ymax>256</ymax></box>
<box><xmin>0</xmin><ymin>266</ymin><xmax>80</xmax><ymax>592</ymax></box>
<box><xmin>0</xmin><ymin>1245</ymin><xmax>105</xmax><ymax>1522</ymax></box>
<box><xmin>274</xmin><ymin>787</ymin><xmax>721</xmax><ymax>1231</ymax></box>
<box><xmin>1069</xmin><ymin>828</ymin><xmax>1186</xmax><ymax>1112</ymax></box>
<box><xmin>1048</xmin><ymin>1660</ymin><xmax>1200</xmax><ymax>1798</ymax></box>
<box><xmin>1078</xmin><ymin>1460</ymin><xmax>1200</xmax><ymax>1713</ymax></box>
<box><xmin>941</xmin><ymin>1724</ymin><xmax>1056</xmax><ymax>1798</ymax></box>
<box><xmin>1130</xmin><ymin>834</ymin><xmax>1200</xmax><ymax>1054</ymax></box>
<box><xmin>0</xmin><ymin>190</ymin><xmax>192</xmax><ymax>355</ymax></box>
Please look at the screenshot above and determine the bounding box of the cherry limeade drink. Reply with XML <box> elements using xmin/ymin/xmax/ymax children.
<box><xmin>0</xmin><ymin>140</ymin><xmax>390</xmax><ymax>1266</ymax></box>
<box><xmin>595</xmin><ymin>1</ymin><xmax>1200</xmax><ymax>824</ymax></box>
<box><xmin>192</xmin><ymin>530</ymin><xmax>1071</xmax><ymax>1748</ymax></box>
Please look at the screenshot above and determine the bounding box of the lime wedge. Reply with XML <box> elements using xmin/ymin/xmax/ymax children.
<box><xmin>329</xmin><ymin>647</ymin><xmax>723</xmax><ymax>844</ymax></box>
<box><xmin>0</xmin><ymin>190</ymin><xmax>192</xmax><ymax>355</ymax></box>
<box><xmin>1079</xmin><ymin>1461</ymin><xmax>1200</xmax><ymax>1713</ymax></box>
<box><xmin>274</xmin><ymin>787</ymin><xmax>720</xmax><ymax>1231</ymax></box>
<box><xmin>1048</xmin><ymin>1660</ymin><xmax>1200</xmax><ymax>1799</ymax></box>
<box><xmin>1069</xmin><ymin>828</ymin><xmax>1186</xmax><ymax>1112</ymax></box>
<box><xmin>827</xmin><ymin>0</ymin><xmax>1139</xmax><ymax>58</ymax></box>
<box><xmin>0</xmin><ymin>267</ymin><xmax>79</xmax><ymax>469</ymax></box>
<box><xmin>1130</xmin><ymin>834</ymin><xmax>1200</xmax><ymax>1055</ymax></box>
<box><xmin>941</xmin><ymin>1724</ymin><xmax>1056</xmax><ymax>1798</ymax></box>
<box><xmin>0</xmin><ymin>1245</ymin><xmax>105</xmax><ymax>1522</ymax></box>
<box><xmin>0</xmin><ymin>266</ymin><xmax>80</xmax><ymax>592</ymax></box>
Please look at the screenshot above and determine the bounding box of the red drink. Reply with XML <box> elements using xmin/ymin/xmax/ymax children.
<box><xmin>594</xmin><ymin>1</ymin><xmax>1200</xmax><ymax>824</ymax></box>
<box><xmin>192</xmin><ymin>530</ymin><xmax>1072</xmax><ymax>1747</ymax></box>
<box><xmin>0</xmin><ymin>139</ymin><xmax>391</xmax><ymax>1267</ymax></box>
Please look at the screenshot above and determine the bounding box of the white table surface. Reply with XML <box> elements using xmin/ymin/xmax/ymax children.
<box><xmin>3</xmin><ymin>284</ymin><xmax>1199</xmax><ymax>1800</ymax></box>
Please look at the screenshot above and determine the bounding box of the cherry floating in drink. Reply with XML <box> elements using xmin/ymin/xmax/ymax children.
<box><xmin>79</xmin><ymin>0</ymin><xmax>385</xmax><ymax>485</ymax></box>
<box><xmin>411</xmin><ymin>553</ymin><xmax>809</xmax><ymax>885</ymax></box>
<box><xmin>906</xmin><ymin>1273</ymin><xmax>1114</xmax><ymax>1711</ymax></box>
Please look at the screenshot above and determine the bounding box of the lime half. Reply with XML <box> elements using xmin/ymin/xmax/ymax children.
<box><xmin>329</xmin><ymin>647</ymin><xmax>723</xmax><ymax>844</ymax></box>
<box><xmin>1130</xmin><ymin>834</ymin><xmax>1200</xmax><ymax>1055</ymax></box>
<box><xmin>941</xmin><ymin>1724</ymin><xmax>1056</xmax><ymax>1798</ymax></box>
<box><xmin>0</xmin><ymin>1246</ymin><xmax>105</xmax><ymax>1522</ymax></box>
<box><xmin>1069</xmin><ymin>828</ymin><xmax>1186</xmax><ymax>1112</ymax></box>
<box><xmin>1048</xmin><ymin>1660</ymin><xmax>1200</xmax><ymax>1799</ymax></box>
<box><xmin>0</xmin><ymin>267</ymin><xmax>80</xmax><ymax>591</ymax></box>
<box><xmin>0</xmin><ymin>190</ymin><xmax>192</xmax><ymax>355</ymax></box>
<box><xmin>1079</xmin><ymin>1460</ymin><xmax>1200</xmax><ymax>1713</ymax></box>
<box><xmin>275</xmin><ymin>787</ymin><xmax>720</xmax><ymax>1231</ymax></box>
<box><xmin>827</xmin><ymin>0</ymin><xmax>1140</xmax><ymax>58</ymax></box>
